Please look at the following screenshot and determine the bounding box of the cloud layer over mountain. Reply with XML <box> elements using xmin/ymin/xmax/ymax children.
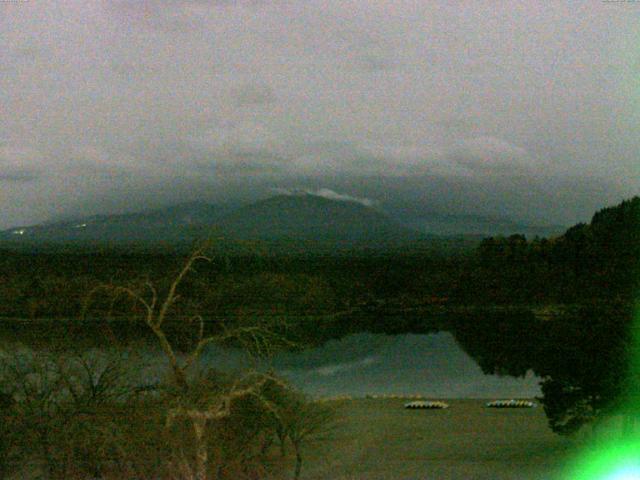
<box><xmin>1</xmin><ymin>1</ymin><xmax>638</xmax><ymax>228</ymax></box>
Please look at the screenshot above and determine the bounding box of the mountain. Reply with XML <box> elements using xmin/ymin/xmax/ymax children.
<box><xmin>403</xmin><ymin>214</ymin><xmax>565</xmax><ymax>238</ymax></box>
<box><xmin>0</xmin><ymin>195</ymin><xmax>421</xmax><ymax>251</ymax></box>
<box><xmin>0</xmin><ymin>193</ymin><xmax>566</xmax><ymax>252</ymax></box>
<box><xmin>0</xmin><ymin>202</ymin><xmax>230</xmax><ymax>247</ymax></box>
<box><xmin>218</xmin><ymin>194</ymin><xmax>422</xmax><ymax>247</ymax></box>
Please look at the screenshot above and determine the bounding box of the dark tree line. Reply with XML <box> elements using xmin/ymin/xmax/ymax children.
<box><xmin>456</xmin><ymin>196</ymin><xmax>640</xmax><ymax>434</ymax></box>
<box><xmin>452</xmin><ymin>303</ymin><xmax>634</xmax><ymax>435</ymax></box>
<box><xmin>475</xmin><ymin>196</ymin><xmax>640</xmax><ymax>304</ymax></box>
<box><xmin>0</xmin><ymin>247</ymin><xmax>469</xmax><ymax>322</ymax></box>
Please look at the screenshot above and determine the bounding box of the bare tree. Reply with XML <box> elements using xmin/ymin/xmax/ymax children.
<box><xmin>84</xmin><ymin>242</ymin><xmax>214</xmax><ymax>390</ymax></box>
<box><xmin>83</xmin><ymin>241</ymin><xmax>298</xmax><ymax>479</ymax></box>
<box><xmin>166</xmin><ymin>371</ymin><xmax>288</xmax><ymax>480</ymax></box>
<box><xmin>0</xmin><ymin>347</ymin><xmax>142</xmax><ymax>480</ymax></box>
<box><xmin>84</xmin><ymin>242</ymin><xmax>292</xmax><ymax>389</ymax></box>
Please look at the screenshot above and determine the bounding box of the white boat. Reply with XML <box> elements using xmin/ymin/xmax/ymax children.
<box><xmin>485</xmin><ymin>399</ymin><xmax>535</xmax><ymax>408</ymax></box>
<box><xmin>404</xmin><ymin>400</ymin><xmax>449</xmax><ymax>409</ymax></box>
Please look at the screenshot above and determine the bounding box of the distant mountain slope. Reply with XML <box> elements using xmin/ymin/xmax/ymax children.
<box><xmin>0</xmin><ymin>195</ymin><xmax>422</xmax><ymax>250</ymax></box>
<box><xmin>400</xmin><ymin>213</ymin><xmax>566</xmax><ymax>238</ymax></box>
<box><xmin>218</xmin><ymin>194</ymin><xmax>422</xmax><ymax>245</ymax></box>
<box><xmin>0</xmin><ymin>193</ymin><xmax>567</xmax><ymax>252</ymax></box>
<box><xmin>0</xmin><ymin>202</ymin><xmax>228</xmax><ymax>245</ymax></box>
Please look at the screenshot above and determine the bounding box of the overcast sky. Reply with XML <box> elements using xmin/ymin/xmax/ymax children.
<box><xmin>1</xmin><ymin>0</ymin><xmax>639</xmax><ymax>229</ymax></box>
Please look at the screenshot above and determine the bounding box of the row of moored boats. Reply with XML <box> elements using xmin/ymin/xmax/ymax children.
<box><xmin>404</xmin><ymin>399</ymin><xmax>536</xmax><ymax>409</ymax></box>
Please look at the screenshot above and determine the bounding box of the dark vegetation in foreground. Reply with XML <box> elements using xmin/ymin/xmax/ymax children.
<box><xmin>0</xmin><ymin>196</ymin><xmax>638</xmax><ymax>477</ymax></box>
<box><xmin>0</xmin><ymin>245</ymin><xmax>338</xmax><ymax>479</ymax></box>
<box><xmin>0</xmin><ymin>348</ymin><xmax>337</xmax><ymax>480</ymax></box>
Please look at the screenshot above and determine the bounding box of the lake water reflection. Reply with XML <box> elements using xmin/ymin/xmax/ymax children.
<box><xmin>199</xmin><ymin>332</ymin><xmax>540</xmax><ymax>398</ymax></box>
<box><xmin>0</xmin><ymin>329</ymin><xmax>541</xmax><ymax>399</ymax></box>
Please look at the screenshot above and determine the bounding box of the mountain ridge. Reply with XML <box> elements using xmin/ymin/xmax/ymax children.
<box><xmin>218</xmin><ymin>194</ymin><xmax>420</xmax><ymax>244</ymax></box>
<box><xmin>0</xmin><ymin>193</ymin><xmax>567</xmax><ymax>251</ymax></box>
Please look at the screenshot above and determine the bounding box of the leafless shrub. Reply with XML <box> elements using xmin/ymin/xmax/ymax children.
<box><xmin>0</xmin><ymin>348</ymin><xmax>153</xmax><ymax>479</ymax></box>
<box><xmin>271</xmin><ymin>390</ymin><xmax>339</xmax><ymax>480</ymax></box>
<box><xmin>81</xmin><ymin>241</ymin><xmax>309</xmax><ymax>479</ymax></box>
<box><xmin>83</xmin><ymin>242</ymin><xmax>296</xmax><ymax>390</ymax></box>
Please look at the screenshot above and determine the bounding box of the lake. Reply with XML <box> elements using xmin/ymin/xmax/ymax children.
<box><xmin>0</xmin><ymin>325</ymin><xmax>540</xmax><ymax>399</ymax></box>
<box><xmin>190</xmin><ymin>331</ymin><xmax>539</xmax><ymax>398</ymax></box>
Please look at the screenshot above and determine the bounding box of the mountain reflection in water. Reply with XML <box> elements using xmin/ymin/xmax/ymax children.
<box><xmin>0</xmin><ymin>330</ymin><xmax>540</xmax><ymax>399</ymax></box>
<box><xmin>199</xmin><ymin>332</ymin><xmax>541</xmax><ymax>398</ymax></box>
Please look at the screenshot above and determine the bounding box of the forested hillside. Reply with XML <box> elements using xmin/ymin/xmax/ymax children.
<box><xmin>474</xmin><ymin>196</ymin><xmax>640</xmax><ymax>304</ymax></box>
<box><xmin>454</xmin><ymin>196</ymin><xmax>640</xmax><ymax>434</ymax></box>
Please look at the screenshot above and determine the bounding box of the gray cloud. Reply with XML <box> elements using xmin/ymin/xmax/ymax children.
<box><xmin>0</xmin><ymin>1</ymin><xmax>637</xmax><ymax>229</ymax></box>
<box><xmin>0</xmin><ymin>172</ymin><xmax>38</xmax><ymax>182</ymax></box>
<box><xmin>448</xmin><ymin>136</ymin><xmax>533</xmax><ymax>174</ymax></box>
<box><xmin>0</xmin><ymin>146</ymin><xmax>44</xmax><ymax>182</ymax></box>
<box><xmin>234</xmin><ymin>83</ymin><xmax>277</xmax><ymax>107</ymax></box>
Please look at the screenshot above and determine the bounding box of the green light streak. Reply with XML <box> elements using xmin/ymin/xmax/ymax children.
<box><xmin>564</xmin><ymin>440</ymin><xmax>640</xmax><ymax>479</ymax></box>
<box><xmin>562</xmin><ymin>198</ymin><xmax>640</xmax><ymax>479</ymax></box>
<box><xmin>563</xmin><ymin>306</ymin><xmax>640</xmax><ymax>478</ymax></box>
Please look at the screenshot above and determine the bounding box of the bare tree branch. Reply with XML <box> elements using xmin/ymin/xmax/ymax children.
<box><xmin>156</xmin><ymin>242</ymin><xmax>211</xmax><ymax>329</ymax></box>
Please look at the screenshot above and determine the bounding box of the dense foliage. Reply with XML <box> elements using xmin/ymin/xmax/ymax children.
<box><xmin>475</xmin><ymin>196</ymin><xmax>640</xmax><ymax>304</ymax></box>
<box><xmin>0</xmin><ymin>248</ymin><xmax>468</xmax><ymax>323</ymax></box>
<box><xmin>458</xmin><ymin>196</ymin><xmax>640</xmax><ymax>434</ymax></box>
